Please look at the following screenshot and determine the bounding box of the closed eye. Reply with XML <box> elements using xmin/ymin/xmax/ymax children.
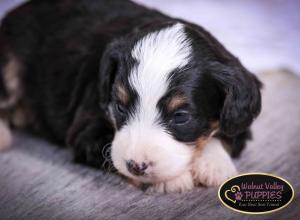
<box><xmin>115</xmin><ymin>102</ymin><xmax>127</xmax><ymax>115</ymax></box>
<box><xmin>172</xmin><ymin>110</ymin><xmax>191</xmax><ymax>125</ymax></box>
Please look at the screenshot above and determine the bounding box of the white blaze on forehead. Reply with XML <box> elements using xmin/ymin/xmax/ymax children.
<box><xmin>129</xmin><ymin>23</ymin><xmax>191</xmax><ymax>124</ymax></box>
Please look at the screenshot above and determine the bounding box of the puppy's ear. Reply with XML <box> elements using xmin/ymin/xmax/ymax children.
<box><xmin>98</xmin><ymin>42</ymin><xmax>122</xmax><ymax>110</ymax></box>
<box><xmin>210</xmin><ymin>62</ymin><xmax>262</xmax><ymax>136</ymax></box>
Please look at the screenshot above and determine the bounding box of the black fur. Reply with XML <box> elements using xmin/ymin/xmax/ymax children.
<box><xmin>0</xmin><ymin>0</ymin><xmax>261</xmax><ymax>168</ymax></box>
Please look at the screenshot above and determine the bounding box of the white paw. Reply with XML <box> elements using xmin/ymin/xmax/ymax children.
<box><xmin>147</xmin><ymin>171</ymin><xmax>194</xmax><ymax>193</ymax></box>
<box><xmin>192</xmin><ymin>138</ymin><xmax>237</xmax><ymax>187</ymax></box>
<box><xmin>0</xmin><ymin>120</ymin><xmax>12</xmax><ymax>152</ymax></box>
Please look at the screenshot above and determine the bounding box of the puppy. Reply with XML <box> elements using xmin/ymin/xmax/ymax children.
<box><xmin>0</xmin><ymin>0</ymin><xmax>261</xmax><ymax>192</ymax></box>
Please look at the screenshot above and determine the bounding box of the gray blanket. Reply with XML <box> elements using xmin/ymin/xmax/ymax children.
<box><xmin>0</xmin><ymin>70</ymin><xmax>299</xmax><ymax>220</ymax></box>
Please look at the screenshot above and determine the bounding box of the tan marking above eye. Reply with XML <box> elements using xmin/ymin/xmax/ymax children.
<box><xmin>116</xmin><ymin>83</ymin><xmax>129</xmax><ymax>104</ymax></box>
<box><xmin>167</xmin><ymin>95</ymin><xmax>187</xmax><ymax>112</ymax></box>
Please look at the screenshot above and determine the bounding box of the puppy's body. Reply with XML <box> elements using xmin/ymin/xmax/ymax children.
<box><xmin>0</xmin><ymin>0</ymin><xmax>261</xmax><ymax>192</ymax></box>
<box><xmin>0</xmin><ymin>0</ymin><xmax>160</xmax><ymax>163</ymax></box>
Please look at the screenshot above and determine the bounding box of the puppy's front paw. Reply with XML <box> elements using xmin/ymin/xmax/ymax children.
<box><xmin>147</xmin><ymin>171</ymin><xmax>194</xmax><ymax>193</ymax></box>
<box><xmin>192</xmin><ymin>138</ymin><xmax>237</xmax><ymax>187</ymax></box>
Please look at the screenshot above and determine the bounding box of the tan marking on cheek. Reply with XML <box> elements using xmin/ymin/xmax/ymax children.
<box><xmin>191</xmin><ymin>121</ymin><xmax>220</xmax><ymax>161</ymax></box>
<box><xmin>167</xmin><ymin>95</ymin><xmax>187</xmax><ymax>112</ymax></box>
<box><xmin>191</xmin><ymin>121</ymin><xmax>219</xmax><ymax>151</ymax></box>
<box><xmin>116</xmin><ymin>83</ymin><xmax>129</xmax><ymax>104</ymax></box>
<box><xmin>189</xmin><ymin>121</ymin><xmax>221</xmax><ymax>179</ymax></box>
<box><xmin>188</xmin><ymin>135</ymin><xmax>211</xmax><ymax>174</ymax></box>
<box><xmin>209</xmin><ymin>121</ymin><xmax>220</xmax><ymax>137</ymax></box>
<box><xmin>189</xmin><ymin>135</ymin><xmax>211</xmax><ymax>178</ymax></box>
<box><xmin>193</xmin><ymin>136</ymin><xmax>210</xmax><ymax>156</ymax></box>
<box><xmin>210</xmin><ymin>121</ymin><xmax>219</xmax><ymax>131</ymax></box>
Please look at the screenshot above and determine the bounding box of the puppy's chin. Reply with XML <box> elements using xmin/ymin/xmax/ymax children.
<box><xmin>116</xmin><ymin>167</ymin><xmax>192</xmax><ymax>185</ymax></box>
<box><xmin>124</xmin><ymin>169</ymin><xmax>190</xmax><ymax>185</ymax></box>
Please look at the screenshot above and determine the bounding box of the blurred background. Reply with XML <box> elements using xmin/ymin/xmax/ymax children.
<box><xmin>1</xmin><ymin>0</ymin><xmax>299</xmax><ymax>75</ymax></box>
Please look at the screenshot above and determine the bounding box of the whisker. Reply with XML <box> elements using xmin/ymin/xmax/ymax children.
<box><xmin>99</xmin><ymin>142</ymin><xmax>115</xmax><ymax>173</ymax></box>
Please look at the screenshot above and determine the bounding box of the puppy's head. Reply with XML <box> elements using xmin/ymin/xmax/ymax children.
<box><xmin>98</xmin><ymin>22</ymin><xmax>261</xmax><ymax>183</ymax></box>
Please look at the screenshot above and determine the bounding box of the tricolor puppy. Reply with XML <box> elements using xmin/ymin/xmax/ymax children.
<box><xmin>0</xmin><ymin>0</ymin><xmax>261</xmax><ymax>192</ymax></box>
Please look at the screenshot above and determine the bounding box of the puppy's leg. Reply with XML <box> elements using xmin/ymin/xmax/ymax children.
<box><xmin>0</xmin><ymin>119</ymin><xmax>12</xmax><ymax>152</ymax></box>
<box><xmin>67</xmin><ymin>106</ymin><xmax>115</xmax><ymax>169</ymax></box>
<box><xmin>192</xmin><ymin>137</ymin><xmax>237</xmax><ymax>186</ymax></box>
<box><xmin>147</xmin><ymin>171</ymin><xmax>194</xmax><ymax>193</ymax></box>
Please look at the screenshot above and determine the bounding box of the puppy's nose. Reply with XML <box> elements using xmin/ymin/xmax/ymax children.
<box><xmin>126</xmin><ymin>160</ymin><xmax>148</xmax><ymax>176</ymax></box>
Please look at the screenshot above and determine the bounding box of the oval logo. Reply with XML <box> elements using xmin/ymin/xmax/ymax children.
<box><xmin>218</xmin><ymin>173</ymin><xmax>294</xmax><ymax>214</ymax></box>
